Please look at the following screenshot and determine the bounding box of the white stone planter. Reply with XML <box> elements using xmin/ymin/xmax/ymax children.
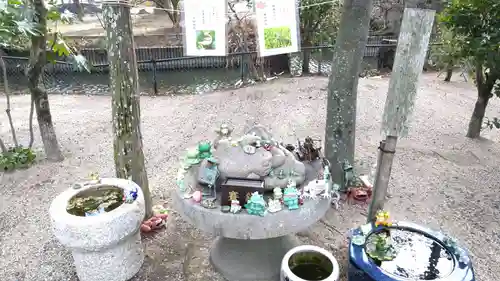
<box><xmin>281</xmin><ymin>245</ymin><xmax>339</xmax><ymax>281</ymax></box>
<box><xmin>49</xmin><ymin>178</ymin><xmax>145</xmax><ymax>281</ymax></box>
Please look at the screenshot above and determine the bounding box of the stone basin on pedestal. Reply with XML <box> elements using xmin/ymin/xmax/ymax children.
<box><xmin>174</xmin><ymin>158</ymin><xmax>330</xmax><ymax>281</ymax></box>
<box><xmin>174</xmin><ymin>125</ymin><xmax>332</xmax><ymax>281</ymax></box>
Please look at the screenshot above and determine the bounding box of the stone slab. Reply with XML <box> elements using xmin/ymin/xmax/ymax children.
<box><xmin>174</xmin><ymin>186</ymin><xmax>331</xmax><ymax>239</ymax></box>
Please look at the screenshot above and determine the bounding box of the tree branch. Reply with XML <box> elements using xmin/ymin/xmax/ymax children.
<box><xmin>28</xmin><ymin>97</ymin><xmax>35</xmax><ymax>148</ymax></box>
<box><xmin>0</xmin><ymin>137</ymin><xmax>6</xmax><ymax>153</ymax></box>
<box><xmin>0</xmin><ymin>55</ymin><xmax>19</xmax><ymax>147</ymax></box>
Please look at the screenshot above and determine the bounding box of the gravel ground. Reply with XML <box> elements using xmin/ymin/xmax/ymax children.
<box><xmin>1</xmin><ymin>73</ymin><xmax>500</xmax><ymax>281</ymax></box>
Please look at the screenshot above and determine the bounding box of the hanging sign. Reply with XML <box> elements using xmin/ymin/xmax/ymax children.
<box><xmin>255</xmin><ymin>0</ymin><xmax>300</xmax><ymax>57</ymax></box>
<box><xmin>182</xmin><ymin>0</ymin><xmax>227</xmax><ymax>56</ymax></box>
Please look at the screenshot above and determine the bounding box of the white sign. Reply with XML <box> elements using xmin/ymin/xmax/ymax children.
<box><xmin>255</xmin><ymin>0</ymin><xmax>300</xmax><ymax>57</ymax></box>
<box><xmin>182</xmin><ymin>0</ymin><xmax>227</xmax><ymax>56</ymax></box>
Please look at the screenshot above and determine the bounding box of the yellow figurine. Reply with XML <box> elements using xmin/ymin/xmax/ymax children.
<box><xmin>375</xmin><ymin>210</ymin><xmax>392</xmax><ymax>227</ymax></box>
<box><xmin>89</xmin><ymin>172</ymin><xmax>100</xmax><ymax>181</ymax></box>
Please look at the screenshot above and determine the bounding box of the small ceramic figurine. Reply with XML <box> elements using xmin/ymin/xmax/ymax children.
<box><xmin>192</xmin><ymin>191</ymin><xmax>202</xmax><ymax>203</ymax></box>
<box><xmin>283</xmin><ymin>180</ymin><xmax>300</xmax><ymax>210</ymax></box>
<box><xmin>201</xmin><ymin>199</ymin><xmax>217</xmax><ymax>209</ymax></box>
<box><xmin>230</xmin><ymin>200</ymin><xmax>242</xmax><ymax>213</ymax></box>
<box><xmin>267</xmin><ymin>199</ymin><xmax>282</xmax><ymax>213</ymax></box>
<box><xmin>176</xmin><ymin>168</ymin><xmax>187</xmax><ymax>191</ymax></box>
<box><xmin>243</xmin><ymin>145</ymin><xmax>256</xmax><ymax>154</ymax></box>
<box><xmin>296</xmin><ymin>137</ymin><xmax>321</xmax><ymax>161</ymax></box>
<box><xmin>123</xmin><ymin>187</ymin><xmax>138</xmax><ymax>203</ymax></box>
<box><xmin>342</xmin><ymin>159</ymin><xmax>354</xmax><ymax>190</ymax></box>
<box><xmin>184</xmin><ymin>148</ymin><xmax>201</xmax><ymax>166</ymax></box>
<box><xmin>302</xmin><ymin>180</ymin><xmax>327</xmax><ymax>199</ymax></box>
<box><xmin>198</xmin><ymin>141</ymin><xmax>212</xmax><ymax>159</ymax></box>
<box><xmin>277</xmin><ymin>169</ymin><xmax>286</xmax><ymax>179</ymax></box>
<box><xmin>198</xmin><ymin>157</ymin><xmax>219</xmax><ymax>187</ymax></box>
<box><xmin>245</xmin><ymin>192</ymin><xmax>267</xmax><ymax>216</ymax></box>
<box><xmin>273</xmin><ymin>187</ymin><xmax>283</xmax><ymax>200</ymax></box>
<box><xmin>214</xmin><ymin>124</ymin><xmax>233</xmax><ymax>148</ymax></box>
<box><xmin>221</xmin><ymin>206</ymin><xmax>231</xmax><ymax>213</ymax></box>
<box><xmin>375</xmin><ymin>210</ymin><xmax>392</xmax><ymax>227</ymax></box>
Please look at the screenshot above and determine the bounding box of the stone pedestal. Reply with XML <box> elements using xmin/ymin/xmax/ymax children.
<box><xmin>174</xmin><ymin>171</ymin><xmax>331</xmax><ymax>281</ymax></box>
<box><xmin>210</xmin><ymin>236</ymin><xmax>298</xmax><ymax>281</ymax></box>
<box><xmin>50</xmin><ymin>178</ymin><xmax>145</xmax><ymax>281</ymax></box>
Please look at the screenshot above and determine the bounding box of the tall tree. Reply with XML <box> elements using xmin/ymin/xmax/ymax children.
<box><xmin>324</xmin><ymin>0</ymin><xmax>374</xmax><ymax>184</ymax></box>
<box><xmin>440</xmin><ymin>0</ymin><xmax>500</xmax><ymax>138</ymax></box>
<box><xmin>1</xmin><ymin>0</ymin><xmax>87</xmax><ymax>159</ymax></box>
<box><xmin>28</xmin><ymin>0</ymin><xmax>64</xmax><ymax>161</ymax></box>
<box><xmin>102</xmin><ymin>2</ymin><xmax>153</xmax><ymax>218</ymax></box>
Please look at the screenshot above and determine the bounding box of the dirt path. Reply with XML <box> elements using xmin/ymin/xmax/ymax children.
<box><xmin>1</xmin><ymin>73</ymin><xmax>499</xmax><ymax>281</ymax></box>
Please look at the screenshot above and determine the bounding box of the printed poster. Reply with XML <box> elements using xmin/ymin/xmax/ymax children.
<box><xmin>182</xmin><ymin>0</ymin><xmax>227</xmax><ymax>56</ymax></box>
<box><xmin>255</xmin><ymin>0</ymin><xmax>300</xmax><ymax>57</ymax></box>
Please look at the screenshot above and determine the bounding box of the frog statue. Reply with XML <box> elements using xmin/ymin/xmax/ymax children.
<box><xmin>245</xmin><ymin>192</ymin><xmax>267</xmax><ymax>216</ymax></box>
<box><xmin>213</xmin><ymin>125</ymin><xmax>306</xmax><ymax>189</ymax></box>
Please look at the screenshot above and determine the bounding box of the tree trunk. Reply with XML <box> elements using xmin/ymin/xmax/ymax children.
<box><xmin>73</xmin><ymin>0</ymin><xmax>84</xmax><ymax>18</ymax></box>
<box><xmin>28</xmin><ymin>0</ymin><xmax>64</xmax><ymax>161</ymax></box>
<box><xmin>102</xmin><ymin>4</ymin><xmax>153</xmax><ymax>219</ymax></box>
<box><xmin>302</xmin><ymin>34</ymin><xmax>312</xmax><ymax>74</ymax></box>
<box><xmin>466</xmin><ymin>65</ymin><xmax>498</xmax><ymax>138</ymax></box>
<box><xmin>302</xmin><ymin>49</ymin><xmax>311</xmax><ymax>74</ymax></box>
<box><xmin>325</xmin><ymin>0</ymin><xmax>373</xmax><ymax>183</ymax></box>
<box><xmin>444</xmin><ymin>67</ymin><xmax>453</xmax><ymax>82</ymax></box>
<box><xmin>466</xmin><ymin>95</ymin><xmax>489</xmax><ymax>138</ymax></box>
<box><xmin>0</xmin><ymin>137</ymin><xmax>6</xmax><ymax>153</ymax></box>
<box><xmin>1</xmin><ymin>55</ymin><xmax>19</xmax><ymax>147</ymax></box>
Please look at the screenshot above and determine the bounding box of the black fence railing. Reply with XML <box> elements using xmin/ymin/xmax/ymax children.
<box><xmin>0</xmin><ymin>40</ymin><xmax>399</xmax><ymax>96</ymax></box>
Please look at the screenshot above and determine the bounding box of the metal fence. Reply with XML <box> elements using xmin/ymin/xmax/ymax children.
<box><xmin>0</xmin><ymin>36</ymin><xmax>397</xmax><ymax>96</ymax></box>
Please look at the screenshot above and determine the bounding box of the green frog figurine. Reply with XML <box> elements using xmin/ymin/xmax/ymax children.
<box><xmin>184</xmin><ymin>148</ymin><xmax>201</xmax><ymax>166</ymax></box>
<box><xmin>198</xmin><ymin>141</ymin><xmax>212</xmax><ymax>159</ymax></box>
<box><xmin>245</xmin><ymin>192</ymin><xmax>267</xmax><ymax>216</ymax></box>
<box><xmin>283</xmin><ymin>180</ymin><xmax>300</xmax><ymax>210</ymax></box>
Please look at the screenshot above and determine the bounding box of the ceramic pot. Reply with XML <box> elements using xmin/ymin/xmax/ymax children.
<box><xmin>281</xmin><ymin>245</ymin><xmax>340</xmax><ymax>281</ymax></box>
<box><xmin>49</xmin><ymin>178</ymin><xmax>145</xmax><ymax>281</ymax></box>
<box><xmin>348</xmin><ymin>221</ymin><xmax>476</xmax><ymax>281</ymax></box>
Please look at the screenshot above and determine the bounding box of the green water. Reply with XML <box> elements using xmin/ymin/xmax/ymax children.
<box><xmin>290</xmin><ymin>263</ymin><xmax>331</xmax><ymax>280</ymax></box>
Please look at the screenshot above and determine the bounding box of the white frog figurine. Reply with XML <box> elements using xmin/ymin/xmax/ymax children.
<box><xmin>267</xmin><ymin>199</ymin><xmax>282</xmax><ymax>213</ymax></box>
<box><xmin>303</xmin><ymin>179</ymin><xmax>331</xmax><ymax>199</ymax></box>
<box><xmin>230</xmin><ymin>200</ymin><xmax>242</xmax><ymax>213</ymax></box>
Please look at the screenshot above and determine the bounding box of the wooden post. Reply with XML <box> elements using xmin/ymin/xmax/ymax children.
<box><xmin>367</xmin><ymin>8</ymin><xmax>435</xmax><ymax>222</ymax></box>
<box><xmin>102</xmin><ymin>0</ymin><xmax>153</xmax><ymax>218</ymax></box>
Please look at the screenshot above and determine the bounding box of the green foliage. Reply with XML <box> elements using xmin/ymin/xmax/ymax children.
<box><xmin>263</xmin><ymin>26</ymin><xmax>292</xmax><ymax>49</ymax></box>
<box><xmin>365</xmin><ymin>232</ymin><xmax>397</xmax><ymax>262</ymax></box>
<box><xmin>430</xmin><ymin>28</ymin><xmax>468</xmax><ymax>69</ymax></box>
<box><xmin>0</xmin><ymin>0</ymin><xmax>38</xmax><ymax>48</ymax></box>
<box><xmin>67</xmin><ymin>188</ymin><xmax>123</xmax><ymax>216</ymax></box>
<box><xmin>440</xmin><ymin>0</ymin><xmax>500</xmax><ymax>131</ymax></box>
<box><xmin>299</xmin><ymin>0</ymin><xmax>342</xmax><ymax>45</ymax></box>
<box><xmin>0</xmin><ymin>146</ymin><xmax>36</xmax><ymax>171</ymax></box>
<box><xmin>0</xmin><ymin>0</ymin><xmax>89</xmax><ymax>71</ymax></box>
<box><xmin>440</xmin><ymin>0</ymin><xmax>500</xmax><ymax>69</ymax></box>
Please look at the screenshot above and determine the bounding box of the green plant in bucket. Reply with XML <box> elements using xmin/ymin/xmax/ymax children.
<box><xmin>365</xmin><ymin>232</ymin><xmax>397</xmax><ymax>262</ymax></box>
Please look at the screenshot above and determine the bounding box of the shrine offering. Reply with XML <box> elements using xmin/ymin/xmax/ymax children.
<box><xmin>254</xmin><ymin>0</ymin><xmax>300</xmax><ymax>56</ymax></box>
<box><xmin>220</xmin><ymin>177</ymin><xmax>265</xmax><ymax>207</ymax></box>
<box><xmin>182</xmin><ymin>0</ymin><xmax>227</xmax><ymax>56</ymax></box>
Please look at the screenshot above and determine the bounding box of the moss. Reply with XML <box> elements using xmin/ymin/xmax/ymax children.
<box><xmin>67</xmin><ymin>186</ymin><xmax>124</xmax><ymax>216</ymax></box>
